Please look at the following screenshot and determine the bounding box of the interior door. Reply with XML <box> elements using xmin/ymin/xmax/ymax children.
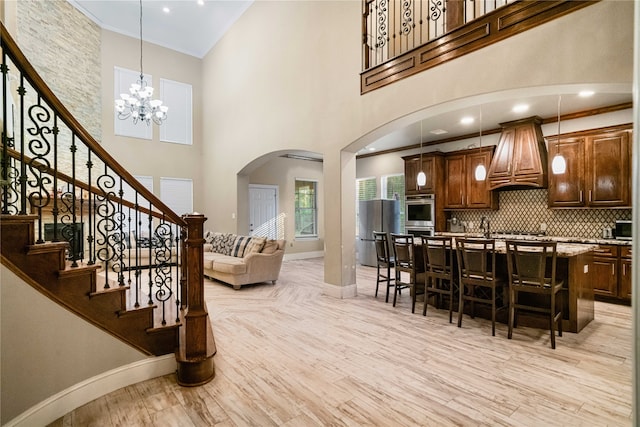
<box><xmin>249</xmin><ymin>185</ymin><xmax>278</xmax><ymax>239</ymax></box>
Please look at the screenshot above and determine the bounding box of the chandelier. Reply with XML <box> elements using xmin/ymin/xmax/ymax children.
<box><xmin>115</xmin><ymin>0</ymin><xmax>168</xmax><ymax>125</ymax></box>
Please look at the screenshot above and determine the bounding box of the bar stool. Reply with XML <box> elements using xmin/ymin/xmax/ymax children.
<box><xmin>455</xmin><ymin>237</ymin><xmax>505</xmax><ymax>336</ymax></box>
<box><xmin>390</xmin><ymin>233</ymin><xmax>425</xmax><ymax>313</ymax></box>
<box><xmin>505</xmin><ymin>240</ymin><xmax>564</xmax><ymax>349</ymax></box>
<box><xmin>373</xmin><ymin>231</ymin><xmax>398</xmax><ymax>303</ymax></box>
<box><xmin>421</xmin><ymin>235</ymin><xmax>455</xmax><ymax>322</ymax></box>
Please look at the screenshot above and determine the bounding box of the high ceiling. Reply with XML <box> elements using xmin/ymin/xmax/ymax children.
<box><xmin>69</xmin><ymin>0</ymin><xmax>253</xmax><ymax>58</ymax></box>
<box><xmin>68</xmin><ymin>1</ymin><xmax>632</xmax><ymax>157</ymax></box>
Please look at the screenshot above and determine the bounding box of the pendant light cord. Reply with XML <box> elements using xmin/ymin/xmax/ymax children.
<box><xmin>556</xmin><ymin>95</ymin><xmax>561</xmax><ymax>151</ymax></box>
<box><xmin>139</xmin><ymin>0</ymin><xmax>144</xmax><ymax>80</ymax></box>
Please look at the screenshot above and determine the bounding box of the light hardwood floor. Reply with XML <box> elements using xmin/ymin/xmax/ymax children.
<box><xmin>50</xmin><ymin>258</ymin><xmax>632</xmax><ymax>426</ymax></box>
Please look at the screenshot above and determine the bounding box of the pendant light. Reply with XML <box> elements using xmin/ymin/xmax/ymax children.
<box><xmin>551</xmin><ymin>95</ymin><xmax>567</xmax><ymax>174</ymax></box>
<box><xmin>115</xmin><ymin>0</ymin><xmax>168</xmax><ymax>125</ymax></box>
<box><xmin>416</xmin><ymin>120</ymin><xmax>427</xmax><ymax>186</ymax></box>
<box><xmin>474</xmin><ymin>106</ymin><xmax>487</xmax><ymax>181</ymax></box>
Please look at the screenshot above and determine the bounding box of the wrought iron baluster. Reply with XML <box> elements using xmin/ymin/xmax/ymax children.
<box><xmin>146</xmin><ymin>199</ymin><xmax>153</xmax><ymax>306</ymax></box>
<box><xmin>18</xmin><ymin>73</ymin><xmax>27</xmax><ymax>215</ymax></box>
<box><xmin>86</xmin><ymin>151</ymin><xmax>94</xmax><ymax>265</ymax></box>
<box><xmin>70</xmin><ymin>134</ymin><xmax>79</xmax><ymax>266</ymax></box>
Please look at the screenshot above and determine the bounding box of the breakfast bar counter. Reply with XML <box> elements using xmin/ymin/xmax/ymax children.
<box><xmin>437</xmin><ymin>233</ymin><xmax>600</xmax><ymax>333</ymax></box>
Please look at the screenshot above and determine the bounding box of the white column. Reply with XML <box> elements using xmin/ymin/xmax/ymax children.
<box><xmin>322</xmin><ymin>150</ymin><xmax>357</xmax><ymax>298</ymax></box>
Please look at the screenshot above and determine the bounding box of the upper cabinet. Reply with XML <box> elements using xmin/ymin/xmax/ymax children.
<box><xmin>403</xmin><ymin>153</ymin><xmax>444</xmax><ymax>195</ymax></box>
<box><xmin>548</xmin><ymin>126</ymin><xmax>632</xmax><ymax>208</ymax></box>
<box><xmin>487</xmin><ymin>116</ymin><xmax>548</xmax><ymax>191</ymax></box>
<box><xmin>444</xmin><ymin>148</ymin><xmax>498</xmax><ymax>210</ymax></box>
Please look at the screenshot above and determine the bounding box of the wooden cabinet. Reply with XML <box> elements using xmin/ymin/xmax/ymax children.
<box><xmin>620</xmin><ymin>246</ymin><xmax>632</xmax><ymax>299</ymax></box>
<box><xmin>444</xmin><ymin>148</ymin><xmax>498</xmax><ymax>209</ymax></box>
<box><xmin>591</xmin><ymin>245</ymin><xmax>618</xmax><ymax>297</ymax></box>
<box><xmin>403</xmin><ymin>153</ymin><xmax>446</xmax><ymax>231</ymax></box>
<box><xmin>548</xmin><ymin>126</ymin><xmax>631</xmax><ymax>208</ymax></box>
<box><xmin>487</xmin><ymin>116</ymin><xmax>548</xmax><ymax>190</ymax></box>
<box><xmin>592</xmin><ymin>244</ymin><xmax>632</xmax><ymax>301</ymax></box>
<box><xmin>403</xmin><ymin>153</ymin><xmax>443</xmax><ymax>195</ymax></box>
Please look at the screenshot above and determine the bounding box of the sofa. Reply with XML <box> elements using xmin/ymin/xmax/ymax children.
<box><xmin>105</xmin><ymin>232</ymin><xmax>179</xmax><ymax>271</ymax></box>
<box><xmin>202</xmin><ymin>232</ymin><xmax>286</xmax><ymax>290</ymax></box>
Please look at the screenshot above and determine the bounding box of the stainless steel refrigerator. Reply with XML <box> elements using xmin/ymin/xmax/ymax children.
<box><xmin>357</xmin><ymin>199</ymin><xmax>400</xmax><ymax>267</ymax></box>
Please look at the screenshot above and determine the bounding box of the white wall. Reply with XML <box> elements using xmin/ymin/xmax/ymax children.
<box><xmin>100</xmin><ymin>30</ymin><xmax>205</xmax><ymax>215</ymax></box>
<box><xmin>200</xmin><ymin>0</ymin><xmax>633</xmax><ymax>289</ymax></box>
<box><xmin>0</xmin><ymin>266</ymin><xmax>148</xmax><ymax>424</ymax></box>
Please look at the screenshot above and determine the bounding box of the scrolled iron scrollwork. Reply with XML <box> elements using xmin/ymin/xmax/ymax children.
<box><xmin>376</xmin><ymin>0</ymin><xmax>388</xmax><ymax>48</ymax></box>
<box><xmin>151</xmin><ymin>222</ymin><xmax>175</xmax><ymax>325</ymax></box>
<box><xmin>401</xmin><ymin>0</ymin><xmax>413</xmax><ymax>35</ymax></box>
<box><xmin>429</xmin><ymin>0</ymin><xmax>444</xmax><ymax>21</ymax></box>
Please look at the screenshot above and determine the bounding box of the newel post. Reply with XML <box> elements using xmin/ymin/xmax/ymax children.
<box><xmin>176</xmin><ymin>213</ymin><xmax>216</xmax><ymax>386</ymax></box>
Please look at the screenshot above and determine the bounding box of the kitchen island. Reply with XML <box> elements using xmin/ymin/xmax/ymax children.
<box><xmin>438</xmin><ymin>233</ymin><xmax>599</xmax><ymax>333</ymax></box>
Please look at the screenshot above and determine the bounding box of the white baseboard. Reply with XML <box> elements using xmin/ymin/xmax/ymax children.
<box><xmin>6</xmin><ymin>355</ymin><xmax>177</xmax><ymax>427</ymax></box>
<box><xmin>283</xmin><ymin>251</ymin><xmax>324</xmax><ymax>261</ymax></box>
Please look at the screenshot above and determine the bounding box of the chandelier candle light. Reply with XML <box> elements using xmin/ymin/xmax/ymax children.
<box><xmin>115</xmin><ymin>0</ymin><xmax>168</xmax><ymax>125</ymax></box>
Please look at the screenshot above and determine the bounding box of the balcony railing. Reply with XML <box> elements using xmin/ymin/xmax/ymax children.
<box><xmin>363</xmin><ymin>0</ymin><xmax>515</xmax><ymax>69</ymax></box>
<box><xmin>361</xmin><ymin>0</ymin><xmax>598</xmax><ymax>93</ymax></box>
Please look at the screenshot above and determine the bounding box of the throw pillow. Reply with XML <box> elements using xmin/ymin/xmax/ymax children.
<box><xmin>204</xmin><ymin>230</ymin><xmax>215</xmax><ymax>244</ymax></box>
<box><xmin>231</xmin><ymin>235</ymin><xmax>253</xmax><ymax>257</ymax></box>
<box><xmin>261</xmin><ymin>239</ymin><xmax>279</xmax><ymax>255</ymax></box>
<box><xmin>211</xmin><ymin>232</ymin><xmax>235</xmax><ymax>256</ymax></box>
<box><xmin>244</xmin><ymin>236</ymin><xmax>267</xmax><ymax>255</ymax></box>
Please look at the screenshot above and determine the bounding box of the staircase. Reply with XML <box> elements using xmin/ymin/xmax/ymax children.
<box><xmin>0</xmin><ymin>23</ymin><xmax>215</xmax><ymax>385</ymax></box>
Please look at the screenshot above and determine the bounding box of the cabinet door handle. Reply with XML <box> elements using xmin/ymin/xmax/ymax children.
<box><xmin>589</xmin><ymin>190</ymin><xmax>592</xmax><ymax>202</ymax></box>
<box><xmin>579</xmin><ymin>190</ymin><xmax>583</xmax><ymax>203</ymax></box>
<box><xmin>623</xmin><ymin>264</ymin><xmax>627</xmax><ymax>275</ymax></box>
<box><xmin>612</xmin><ymin>264</ymin><xmax>615</xmax><ymax>276</ymax></box>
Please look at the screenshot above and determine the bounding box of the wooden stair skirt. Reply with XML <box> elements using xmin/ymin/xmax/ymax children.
<box><xmin>1</xmin><ymin>214</ymin><xmax>216</xmax><ymax>385</ymax></box>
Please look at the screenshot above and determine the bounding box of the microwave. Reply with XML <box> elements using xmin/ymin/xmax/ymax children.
<box><xmin>615</xmin><ymin>220</ymin><xmax>632</xmax><ymax>240</ymax></box>
<box><xmin>405</xmin><ymin>194</ymin><xmax>435</xmax><ymax>228</ymax></box>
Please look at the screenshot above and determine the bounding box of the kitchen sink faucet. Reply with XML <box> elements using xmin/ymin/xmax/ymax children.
<box><xmin>480</xmin><ymin>216</ymin><xmax>491</xmax><ymax>238</ymax></box>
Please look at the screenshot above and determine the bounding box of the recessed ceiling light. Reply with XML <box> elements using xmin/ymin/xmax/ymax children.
<box><xmin>197</xmin><ymin>0</ymin><xmax>205</xmax><ymax>5</ymax></box>
<box><xmin>430</xmin><ymin>129</ymin><xmax>448</xmax><ymax>135</ymax></box>
<box><xmin>512</xmin><ymin>104</ymin><xmax>529</xmax><ymax>113</ymax></box>
<box><xmin>579</xmin><ymin>90</ymin><xmax>595</xmax><ymax>97</ymax></box>
<box><xmin>460</xmin><ymin>116</ymin><xmax>474</xmax><ymax>125</ymax></box>
<box><xmin>368</xmin><ymin>147</ymin><xmax>376</xmax><ymax>151</ymax></box>
<box><xmin>163</xmin><ymin>6</ymin><xmax>171</xmax><ymax>13</ymax></box>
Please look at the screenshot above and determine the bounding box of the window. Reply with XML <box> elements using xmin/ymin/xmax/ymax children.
<box><xmin>356</xmin><ymin>177</ymin><xmax>377</xmax><ymax>201</ymax></box>
<box><xmin>295</xmin><ymin>179</ymin><xmax>317</xmax><ymax>238</ymax></box>
<box><xmin>114</xmin><ymin>67</ymin><xmax>152</xmax><ymax>140</ymax></box>
<box><xmin>160</xmin><ymin>177</ymin><xmax>193</xmax><ymax>216</ymax></box>
<box><xmin>121</xmin><ymin>175</ymin><xmax>153</xmax><ymax>232</ymax></box>
<box><xmin>159</xmin><ymin>78</ymin><xmax>193</xmax><ymax>145</ymax></box>
<box><xmin>355</xmin><ymin>177</ymin><xmax>377</xmax><ymax>237</ymax></box>
<box><xmin>382</xmin><ymin>174</ymin><xmax>405</xmax><ymax>231</ymax></box>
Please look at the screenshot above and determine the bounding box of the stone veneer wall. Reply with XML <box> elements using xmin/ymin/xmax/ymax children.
<box><xmin>16</xmin><ymin>1</ymin><xmax>101</xmax><ymax>142</ymax></box>
<box><xmin>452</xmin><ymin>189</ymin><xmax>632</xmax><ymax>239</ymax></box>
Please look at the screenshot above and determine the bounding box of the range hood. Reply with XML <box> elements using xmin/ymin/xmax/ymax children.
<box><xmin>486</xmin><ymin>116</ymin><xmax>548</xmax><ymax>190</ymax></box>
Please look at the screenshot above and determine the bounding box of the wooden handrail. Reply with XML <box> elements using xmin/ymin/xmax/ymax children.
<box><xmin>0</xmin><ymin>22</ymin><xmax>186</xmax><ymax>227</ymax></box>
<box><xmin>4</xmin><ymin>147</ymin><xmax>168</xmax><ymax>221</ymax></box>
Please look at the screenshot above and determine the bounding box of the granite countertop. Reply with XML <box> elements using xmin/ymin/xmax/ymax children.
<box><xmin>436</xmin><ymin>232</ymin><xmax>604</xmax><ymax>257</ymax></box>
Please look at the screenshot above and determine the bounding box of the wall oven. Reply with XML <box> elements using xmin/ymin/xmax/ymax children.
<box><xmin>405</xmin><ymin>194</ymin><xmax>435</xmax><ymax>237</ymax></box>
<box><xmin>405</xmin><ymin>194</ymin><xmax>435</xmax><ymax>228</ymax></box>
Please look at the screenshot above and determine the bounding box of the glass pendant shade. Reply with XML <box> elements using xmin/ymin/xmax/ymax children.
<box><xmin>551</xmin><ymin>96</ymin><xmax>565</xmax><ymax>174</ymax></box>
<box><xmin>417</xmin><ymin>171</ymin><xmax>426</xmax><ymax>187</ymax></box>
<box><xmin>551</xmin><ymin>153</ymin><xmax>567</xmax><ymax>174</ymax></box>
<box><xmin>474</xmin><ymin>164</ymin><xmax>487</xmax><ymax>181</ymax></box>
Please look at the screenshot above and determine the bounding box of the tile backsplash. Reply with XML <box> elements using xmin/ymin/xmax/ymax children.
<box><xmin>451</xmin><ymin>189</ymin><xmax>632</xmax><ymax>238</ymax></box>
